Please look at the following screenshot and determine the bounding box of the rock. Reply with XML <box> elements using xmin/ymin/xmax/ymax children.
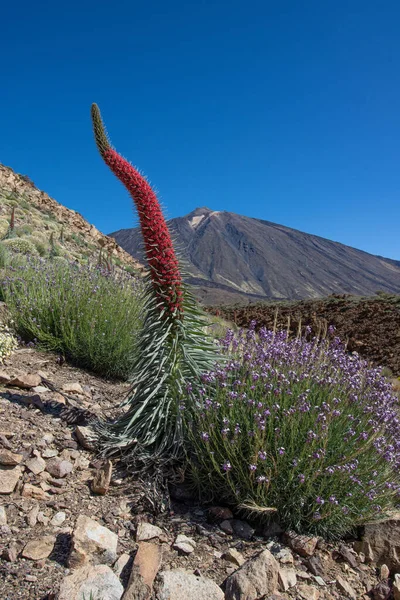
<box><xmin>25</xmin><ymin>454</ymin><xmax>46</xmax><ymax>474</ymax></box>
<box><xmin>69</xmin><ymin>514</ymin><xmax>118</xmax><ymax>568</ymax></box>
<box><xmin>380</xmin><ymin>564</ymin><xmax>390</xmax><ymax>580</ymax></box>
<box><xmin>25</xmin><ymin>574</ymin><xmax>37</xmax><ymax>582</ymax></box>
<box><xmin>220</xmin><ymin>520</ymin><xmax>234</xmax><ymax>535</ymax></box>
<box><xmin>274</xmin><ymin>547</ymin><xmax>294</xmax><ymax>565</ymax></box>
<box><xmin>91</xmin><ymin>459</ymin><xmax>112</xmax><ymax>495</ymax></box>
<box><xmin>123</xmin><ymin>542</ymin><xmax>162</xmax><ymax>599</ymax></box>
<box><xmin>393</xmin><ymin>574</ymin><xmax>400</xmax><ymax>600</ymax></box>
<box><xmin>278</xmin><ymin>568</ymin><xmax>297</xmax><ymax>591</ymax></box>
<box><xmin>222</xmin><ymin>548</ymin><xmax>245</xmax><ymax>567</ymax></box>
<box><xmin>155</xmin><ymin>568</ymin><xmax>224</xmax><ymax>600</ymax></box>
<box><xmin>333</xmin><ymin>544</ymin><xmax>359</xmax><ymax>569</ymax></box>
<box><xmin>305</xmin><ymin>555</ymin><xmax>324</xmax><ymax>576</ymax></box>
<box><xmin>263</xmin><ymin>522</ymin><xmax>284</xmax><ymax>537</ymax></box>
<box><xmin>371</xmin><ymin>580</ymin><xmax>391</xmax><ymax>600</ymax></box>
<box><xmin>21</xmin><ymin>483</ymin><xmax>49</xmax><ymax>500</ymax></box>
<box><xmin>58</xmin><ymin>564</ymin><xmax>124</xmax><ymax>600</ymax></box>
<box><xmin>207</xmin><ymin>506</ymin><xmax>234</xmax><ymax>522</ymax></box>
<box><xmin>27</xmin><ymin>503</ymin><xmax>40</xmax><ymax>527</ymax></box>
<box><xmin>75</xmin><ymin>425</ymin><xmax>97</xmax><ymax>451</ymax></box>
<box><xmin>22</xmin><ymin>535</ymin><xmax>56</xmax><ymax>560</ymax></box>
<box><xmin>336</xmin><ymin>575</ymin><xmax>357</xmax><ymax>599</ymax></box>
<box><xmin>297</xmin><ymin>583</ymin><xmax>320</xmax><ymax>600</ymax></box>
<box><xmin>284</xmin><ymin>531</ymin><xmax>319</xmax><ymax>558</ymax></box>
<box><xmin>1</xmin><ymin>541</ymin><xmax>22</xmax><ymax>562</ymax></box>
<box><xmin>62</xmin><ymin>382</ymin><xmax>86</xmax><ymax>396</ymax></box>
<box><xmin>0</xmin><ymin>370</ymin><xmax>11</xmax><ymax>383</ymax></box>
<box><xmin>358</xmin><ymin>513</ymin><xmax>400</xmax><ymax>570</ymax></box>
<box><xmin>0</xmin><ymin>449</ymin><xmax>23</xmax><ymax>465</ymax></box>
<box><xmin>51</xmin><ymin>511</ymin><xmax>66</xmax><ymax>526</ymax></box>
<box><xmin>42</xmin><ymin>448</ymin><xmax>58</xmax><ymax>458</ymax></box>
<box><xmin>231</xmin><ymin>519</ymin><xmax>254</xmax><ymax>540</ymax></box>
<box><xmin>0</xmin><ymin>465</ymin><xmax>22</xmax><ymax>493</ymax></box>
<box><xmin>173</xmin><ymin>534</ymin><xmax>196</xmax><ymax>554</ymax></box>
<box><xmin>9</xmin><ymin>372</ymin><xmax>41</xmax><ymax>389</ymax></box>
<box><xmin>45</xmin><ymin>458</ymin><xmax>73</xmax><ymax>478</ymax></box>
<box><xmin>136</xmin><ymin>521</ymin><xmax>165</xmax><ymax>542</ymax></box>
<box><xmin>225</xmin><ymin>549</ymin><xmax>279</xmax><ymax>600</ymax></box>
<box><xmin>0</xmin><ymin>505</ymin><xmax>7</xmax><ymax>524</ymax></box>
<box><xmin>114</xmin><ymin>553</ymin><xmax>131</xmax><ymax>577</ymax></box>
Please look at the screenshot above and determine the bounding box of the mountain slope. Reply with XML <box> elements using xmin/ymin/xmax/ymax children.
<box><xmin>110</xmin><ymin>207</ymin><xmax>400</xmax><ymax>304</ymax></box>
<box><xmin>0</xmin><ymin>164</ymin><xmax>144</xmax><ymax>272</ymax></box>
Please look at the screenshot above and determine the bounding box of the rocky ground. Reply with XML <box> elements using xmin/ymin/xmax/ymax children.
<box><xmin>210</xmin><ymin>293</ymin><xmax>400</xmax><ymax>378</ymax></box>
<box><xmin>1</xmin><ymin>347</ymin><xmax>400</xmax><ymax>599</ymax></box>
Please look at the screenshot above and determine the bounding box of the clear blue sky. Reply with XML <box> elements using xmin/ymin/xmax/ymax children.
<box><xmin>1</xmin><ymin>1</ymin><xmax>400</xmax><ymax>258</ymax></box>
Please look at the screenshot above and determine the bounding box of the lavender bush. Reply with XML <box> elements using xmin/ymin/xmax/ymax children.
<box><xmin>1</xmin><ymin>256</ymin><xmax>144</xmax><ymax>379</ymax></box>
<box><xmin>185</xmin><ymin>322</ymin><xmax>400</xmax><ymax>538</ymax></box>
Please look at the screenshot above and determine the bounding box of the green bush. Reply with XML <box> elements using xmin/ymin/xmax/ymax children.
<box><xmin>1</xmin><ymin>258</ymin><xmax>145</xmax><ymax>379</ymax></box>
<box><xmin>2</xmin><ymin>237</ymin><xmax>39</xmax><ymax>256</ymax></box>
<box><xmin>185</xmin><ymin>325</ymin><xmax>400</xmax><ymax>539</ymax></box>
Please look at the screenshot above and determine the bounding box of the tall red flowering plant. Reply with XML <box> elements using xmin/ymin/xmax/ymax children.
<box><xmin>91</xmin><ymin>104</ymin><xmax>217</xmax><ymax>468</ymax></box>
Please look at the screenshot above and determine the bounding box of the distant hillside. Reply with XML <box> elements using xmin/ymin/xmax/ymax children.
<box><xmin>111</xmin><ymin>206</ymin><xmax>400</xmax><ymax>304</ymax></box>
<box><xmin>0</xmin><ymin>164</ymin><xmax>144</xmax><ymax>272</ymax></box>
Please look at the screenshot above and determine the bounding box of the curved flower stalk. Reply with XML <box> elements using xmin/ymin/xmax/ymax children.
<box><xmin>91</xmin><ymin>103</ymin><xmax>218</xmax><ymax>468</ymax></box>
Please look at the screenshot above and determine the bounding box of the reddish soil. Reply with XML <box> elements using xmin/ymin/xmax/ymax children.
<box><xmin>209</xmin><ymin>293</ymin><xmax>400</xmax><ymax>377</ymax></box>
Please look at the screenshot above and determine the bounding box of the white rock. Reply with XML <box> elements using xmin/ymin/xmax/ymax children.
<box><xmin>173</xmin><ymin>534</ymin><xmax>196</xmax><ymax>554</ymax></box>
<box><xmin>51</xmin><ymin>511</ymin><xmax>66</xmax><ymax>527</ymax></box>
<box><xmin>0</xmin><ymin>466</ymin><xmax>22</xmax><ymax>494</ymax></box>
<box><xmin>156</xmin><ymin>569</ymin><xmax>224</xmax><ymax>600</ymax></box>
<box><xmin>26</xmin><ymin>455</ymin><xmax>46</xmax><ymax>475</ymax></box>
<box><xmin>136</xmin><ymin>521</ymin><xmax>165</xmax><ymax>542</ymax></box>
<box><xmin>58</xmin><ymin>564</ymin><xmax>123</xmax><ymax>600</ymax></box>
<box><xmin>0</xmin><ymin>505</ymin><xmax>7</xmax><ymax>525</ymax></box>
<box><xmin>278</xmin><ymin>568</ymin><xmax>297</xmax><ymax>591</ymax></box>
<box><xmin>69</xmin><ymin>515</ymin><xmax>118</xmax><ymax>568</ymax></box>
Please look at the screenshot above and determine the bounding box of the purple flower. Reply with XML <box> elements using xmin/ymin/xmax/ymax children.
<box><xmin>222</xmin><ymin>462</ymin><xmax>232</xmax><ymax>472</ymax></box>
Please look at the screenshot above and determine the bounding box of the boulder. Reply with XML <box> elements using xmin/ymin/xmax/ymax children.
<box><xmin>9</xmin><ymin>372</ymin><xmax>41</xmax><ymax>389</ymax></box>
<box><xmin>22</xmin><ymin>535</ymin><xmax>56</xmax><ymax>560</ymax></box>
<box><xmin>58</xmin><ymin>564</ymin><xmax>124</xmax><ymax>600</ymax></box>
<box><xmin>225</xmin><ymin>549</ymin><xmax>279</xmax><ymax>600</ymax></box>
<box><xmin>357</xmin><ymin>513</ymin><xmax>400</xmax><ymax>571</ymax></box>
<box><xmin>69</xmin><ymin>514</ymin><xmax>118</xmax><ymax>568</ymax></box>
<box><xmin>123</xmin><ymin>542</ymin><xmax>162</xmax><ymax>600</ymax></box>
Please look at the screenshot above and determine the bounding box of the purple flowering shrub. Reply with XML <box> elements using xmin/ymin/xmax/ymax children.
<box><xmin>185</xmin><ymin>322</ymin><xmax>400</xmax><ymax>538</ymax></box>
<box><xmin>1</xmin><ymin>256</ymin><xmax>144</xmax><ymax>379</ymax></box>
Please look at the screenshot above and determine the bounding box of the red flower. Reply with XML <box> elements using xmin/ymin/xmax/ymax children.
<box><xmin>91</xmin><ymin>105</ymin><xmax>183</xmax><ymax>315</ymax></box>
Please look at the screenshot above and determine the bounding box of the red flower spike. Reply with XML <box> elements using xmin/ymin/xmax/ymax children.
<box><xmin>91</xmin><ymin>104</ymin><xmax>183</xmax><ymax>316</ymax></box>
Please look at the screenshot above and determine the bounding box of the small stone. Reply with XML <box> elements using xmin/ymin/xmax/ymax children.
<box><xmin>207</xmin><ymin>506</ymin><xmax>234</xmax><ymax>522</ymax></box>
<box><xmin>22</xmin><ymin>483</ymin><xmax>49</xmax><ymax>500</ymax></box>
<box><xmin>42</xmin><ymin>448</ymin><xmax>58</xmax><ymax>458</ymax></box>
<box><xmin>91</xmin><ymin>459</ymin><xmax>112</xmax><ymax>495</ymax></box>
<box><xmin>51</xmin><ymin>511</ymin><xmax>66</xmax><ymax>526</ymax></box>
<box><xmin>371</xmin><ymin>580</ymin><xmax>391</xmax><ymax>600</ymax></box>
<box><xmin>220</xmin><ymin>520</ymin><xmax>234</xmax><ymax>535</ymax></box>
<box><xmin>0</xmin><ymin>505</ymin><xmax>7</xmax><ymax>524</ymax></box>
<box><xmin>284</xmin><ymin>531</ymin><xmax>319</xmax><ymax>557</ymax></box>
<box><xmin>0</xmin><ymin>449</ymin><xmax>23</xmax><ymax>465</ymax></box>
<box><xmin>225</xmin><ymin>549</ymin><xmax>279</xmax><ymax>600</ymax></box>
<box><xmin>393</xmin><ymin>574</ymin><xmax>400</xmax><ymax>600</ymax></box>
<box><xmin>231</xmin><ymin>519</ymin><xmax>255</xmax><ymax>540</ymax></box>
<box><xmin>58</xmin><ymin>564</ymin><xmax>124</xmax><ymax>600</ymax></box>
<box><xmin>156</xmin><ymin>569</ymin><xmax>224</xmax><ymax>600</ymax></box>
<box><xmin>26</xmin><ymin>454</ymin><xmax>46</xmax><ymax>475</ymax></box>
<box><xmin>113</xmin><ymin>552</ymin><xmax>131</xmax><ymax>577</ymax></box>
<box><xmin>173</xmin><ymin>534</ymin><xmax>196</xmax><ymax>554</ymax></box>
<box><xmin>222</xmin><ymin>548</ymin><xmax>245</xmax><ymax>567</ymax></box>
<box><xmin>27</xmin><ymin>503</ymin><xmax>40</xmax><ymax>527</ymax></box>
<box><xmin>1</xmin><ymin>541</ymin><xmax>22</xmax><ymax>562</ymax></box>
<box><xmin>136</xmin><ymin>521</ymin><xmax>165</xmax><ymax>542</ymax></box>
<box><xmin>278</xmin><ymin>567</ymin><xmax>297</xmax><ymax>591</ymax></box>
<box><xmin>22</xmin><ymin>535</ymin><xmax>56</xmax><ymax>560</ymax></box>
<box><xmin>380</xmin><ymin>564</ymin><xmax>390</xmax><ymax>580</ymax></box>
<box><xmin>45</xmin><ymin>458</ymin><xmax>73</xmax><ymax>478</ymax></box>
<box><xmin>275</xmin><ymin>547</ymin><xmax>294</xmax><ymax>565</ymax></box>
<box><xmin>74</xmin><ymin>425</ymin><xmax>97</xmax><ymax>451</ymax></box>
<box><xmin>336</xmin><ymin>575</ymin><xmax>357</xmax><ymax>599</ymax></box>
<box><xmin>0</xmin><ymin>370</ymin><xmax>11</xmax><ymax>383</ymax></box>
<box><xmin>297</xmin><ymin>583</ymin><xmax>320</xmax><ymax>600</ymax></box>
<box><xmin>9</xmin><ymin>372</ymin><xmax>41</xmax><ymax>389</ymax></box>
<box><xmin>0</xmin><ymin>465</ymin><xmax>22</xmax><ymax>494</ymax></box>
<box><xmin>69</xmin><ymin>514</ymin><xmax>118</xmax><ymax>568</ymax></box>
<box><xmin>25</xmin><ymin>574</ymin><xmax>38</xmax><ymax>582</ymax></box>
<box><xmin>37</xmin><ymin>511</ymin><xmax>49</xmax><ymax>525</ymax></box>
<box><xmin>42</xmin><ymin>433</ymin><xmax>54</xmax><ymax>444</ymax></box>
<box><xmin>62</xmin><ymin>382</ymin><xmax>85</xmax><ymax>395</ymax></box>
